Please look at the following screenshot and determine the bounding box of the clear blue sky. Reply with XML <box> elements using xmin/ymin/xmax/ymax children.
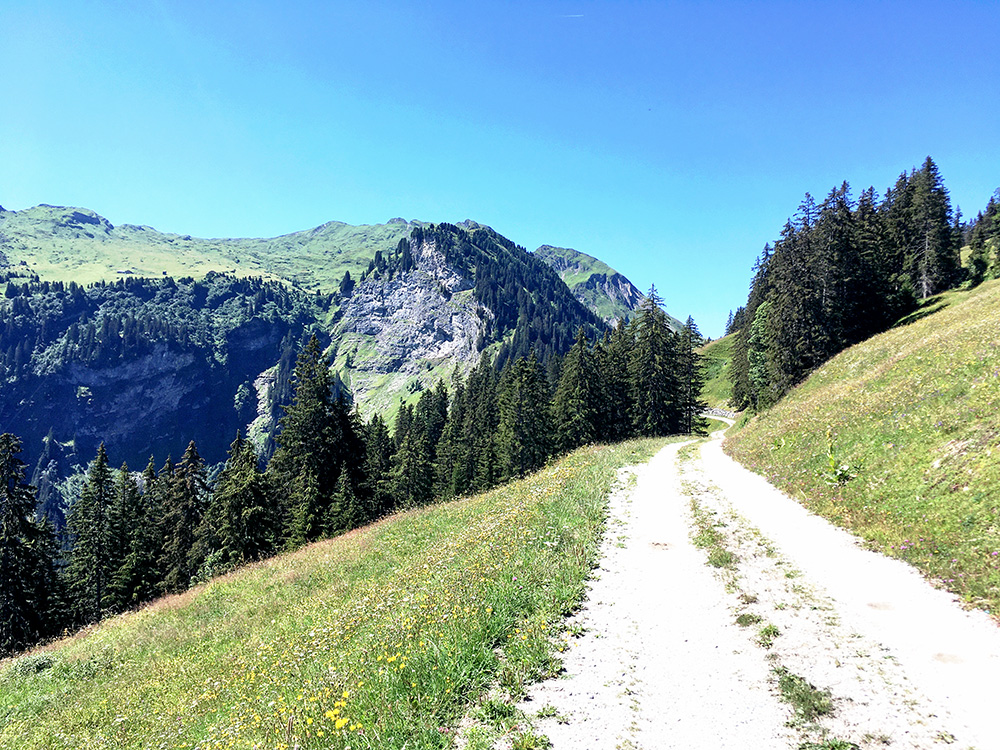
<box><xmin>3</xmin><ymin>1</ymin><xmax>998</xmax><ymax>337</ymax></box>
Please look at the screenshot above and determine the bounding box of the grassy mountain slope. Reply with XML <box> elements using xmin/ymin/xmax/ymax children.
<box><xmin>533</xmin><ymin>244</ymin><xmax>655</xmax><ymax>325</ymax></box>
<box><xmin>0</xmin><ymin>439</ymin><xmax>666</xmax><ymax>750</ymax></box>
<box><xmin>698</xmin><ymin>333</ymin><xmax>735</xmax><ymax>409</ymax></box>
<box><xmin>725</xmin><ymin>279</ymin><xmax>1000</xmax><ymax>616</ymax></box>
<box><xmin>0</xmin><ymin>205</ymin><xmax>412</xmax><ymax>292</ymax></box>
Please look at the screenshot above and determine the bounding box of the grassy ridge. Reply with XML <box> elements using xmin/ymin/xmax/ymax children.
<box><xmin>725</xmin><ymin>279</ymin><xmax>1000</xmax><ymax>616</ymax></box>
<box><xmin>698</xmin><ymin>333</ymin><xmax>735</xmax><ymax>409</ymax></box>
<box><xmin>0</xmin><ymin>439</ymin><xmax>667</xmax><ymax>750</ymax></box>
<box><xmin>0</xmin><ymin>205</ymin><xmax>411</xmax><ymax>293</ymax></box>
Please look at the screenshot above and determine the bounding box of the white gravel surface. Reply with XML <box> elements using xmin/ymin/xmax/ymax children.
<box><xmin>514</xmin><ymin>430</ymin><xmax>1000</xmax><ymax>750</ymax></box>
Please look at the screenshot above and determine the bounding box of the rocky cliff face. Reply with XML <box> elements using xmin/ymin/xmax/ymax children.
<box><xmin>4</xmin><ymin>322</ymin><xmax>292</xmax><ymax>474</ymax></box>
<box><xmin>329</xmin><ymin>237</ymin><xmax>487</xmax><ymax>416</ymax></box>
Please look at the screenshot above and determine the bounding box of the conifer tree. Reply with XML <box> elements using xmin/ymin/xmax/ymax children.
<box><xmin>64</xmin><ymin>443</ymin><xmax>115</xmax><ymax>623</ymax></box>
<box><xmin>109</xmin><ymin>457</ymin><xmax>160</xmax><ymax>609</ymax></box>
<box><xmin>327</xmin><ymin>466</ymin><xmax>365</xmax><ymax>535</ymax></box>
<box><xmin>363</xmin><ymin>414</ymin><xmax>395</xmax><ymax>516</ymax></box>
<box><xmin>0</xmin><ymin>433</ymin><xmax>57</xmax><ymax>655</ymax></box>
<box><xmin>496</xmin><ymin>352</ymin><xmax>553</xmax><ymax>479</ymax></box>
<box><xmin>389</xmin><ymin>429</ymin><xmax>434</xmax><ymax>508</ymax></box>
<box><xmin>629</xmin><ymin>288</ymin><xmax>680</xmax><ymax>436</ymax></box>
<box><xmin>678</xmin><ymin>317</ymin><xmax>709</xmax><ymax>435</ymax></box>
<box><xmin>552</xmin><ymin>327</ymin><xmax>599</xmax><ymax>451</ymax></box>
<box><xmin>433</xmin><ymin>377</ymin><xmax>467</xmax><ymax>499</ymax></box>
<box><xmin>596</xmin><ymin>322</ymin><xmax>635</xmax><ymax>442</ymax></box>
<box><xmin>193</xmin><ymin>432</ymin><xmax>275</xmax><ymax>573</ymax></box>
<box><xmin>267</xmin><ymin>335</ymin><xmax>341</xmax><ymax>546</ymax></box>
<box><xmin>160</xmin><ymin>441</ymin><xmax>207</xmax><ymax>592</ymax></box>
<box><xmin>906</xmin><ymin>157</ymin><xmax>960</xmax><ymax>297</ymax></box>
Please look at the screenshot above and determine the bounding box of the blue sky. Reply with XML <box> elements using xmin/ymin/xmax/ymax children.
<box><xmin>2</xmin><ymin>1</ymin><xmax>998</xmax><ymax>337</ymax></box>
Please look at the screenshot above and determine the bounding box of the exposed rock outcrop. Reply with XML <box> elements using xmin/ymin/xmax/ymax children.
<box><xmin>330</xmin><ymin>238</ymin><xmax>486</xmax><ymax>415</ymax></box>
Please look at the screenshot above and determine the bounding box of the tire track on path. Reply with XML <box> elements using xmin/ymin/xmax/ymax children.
<box><xmin>517</xmin><ymin>427</ymin><xmax>1000</xmax><ymax>749</ymax></box>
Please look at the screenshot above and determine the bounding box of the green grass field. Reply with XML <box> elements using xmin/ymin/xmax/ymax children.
<box><xmin>0</xmin><ymin>438</ymin><xmax>668</xmax><ymax>750</ymax></box>
<box><xmin>725</xmin><ymin>279</ymin><xmax>1000</xmax><ymax>616</ymax></box>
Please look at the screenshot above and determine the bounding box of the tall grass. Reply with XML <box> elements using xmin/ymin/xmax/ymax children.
<box><xmin>0</xmin><ymin>439</ymin><xmax>667</xmax><ymax>750</ymax></box>
<box><xmin>726</xmin><ymin>279</ymin><xmax>1000</xmax><ymax>616</ymax></box>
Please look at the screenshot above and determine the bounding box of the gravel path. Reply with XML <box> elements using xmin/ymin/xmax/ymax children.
<box><xmin>516</xmin><ymin>430</ymin><xmax>1000</xmax><ymax>750</ymax></box>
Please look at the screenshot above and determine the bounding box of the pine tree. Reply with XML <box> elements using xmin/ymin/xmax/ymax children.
<box><xmin>160</xmin><ymin>441</ymin><xmax>208</xmax><ymax>592</ymax></box>
<box><xmin>629</xmin><ymin>288</ymin><xmax>680</xmax><ymax>436</ymax></box>
<box><xmin>0</xmin><ymin>433</ymin><xmax>57</xmax><ymax>655</ymax></box>
<box><xmin>64</xmin><ymin>443</ymin><xmax>115</xmax><ymax>623</ymax></box>
<box><xmin>552</xmin><ymin>327</ymin><xmax>599</xmax><ymax>450</ymax></box>
<box><xmin>363</xmin><ymin>414</ymin><xmax>395</xmax><ymax>516</ymax></box>
<box><xmin>678</xmin><ymin>317</ymin><xmax>709</xmax><ymax>434</ymax></box>
<box><xmin>109</xmin><ymin>457</ymin><xmax>160</xmax><ymax>609</ymax></box>
<box><xmin>267</xmin><ymin>335</ymin><xmax>340</xmax><ymax>547</ymax></box>
<box><xmin>496</xmin><ymin>353</ymin><xmax>553</xmax><ymax>479</ymax></box>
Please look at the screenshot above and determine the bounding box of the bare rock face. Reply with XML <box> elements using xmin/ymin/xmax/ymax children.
<box><xmin>331</xmin><ymin>238</ymin><xmax>486</xmax><ymax>414</ymax></box>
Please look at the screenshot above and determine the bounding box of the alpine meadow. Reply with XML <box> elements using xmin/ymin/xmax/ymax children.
<box><xmin>9</xmin><ymin>1</ymin><xmax>1000</xmax><ymax>745</ymax></box>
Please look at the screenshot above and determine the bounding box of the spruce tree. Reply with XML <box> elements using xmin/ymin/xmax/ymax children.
<box><xmin>496</xmin><ymin>353</ymin><xmax>553</xmax><ymax>479</ymax></box>
<box><xmin>678</xmin><ymin>317</ymin><xmax>709</xmax><ymax>435</ymax></box>
<box><xmin>267</xmin><ymin>335</ymin><xmax>340</xmax><ymax>547</ymax></box>
<box><xmin>363</xmin><ymin>414</ymin><xmax>395</xmax><ymax>516</ymax></box>
<box><xmin>64</xmin><ymin>443</ymin><xmax>115</xmax><ymax>623</ymax></box>
<box><xmin>907</xmin><ymin>157</ymin><xmax>960</xmax><ymax>297</ymax></box>
<box><xmin>595</xmin><ymin>323</ymin><xmax>634</xmax><ymax>442</ymax></box>
<box><xmin>388</xmin><ymin>429</ymin><xmax>434</xmax><ymax>509</ymax></box>
<box><xmin>202</xmin><ymin>432</ymin><xmax>275</xmax><ymax>568</ymax></box>
<box><xmin>160</xmin><ymin>441</ymin><xmax>208</xmax><ymax>592</ymax></box>
<box><xmin>0</xmin><ymin>433</ymin><xmax>56</xmax><ymax>655</ymax></box>
<box><xmin>629</xmin><ymin>288</ymin><xmax>680</xmax><ymax>436</ymax></box>
<box><xmin>109</xmin><ymin>457</ymin><xmax>160</xmax><ymax>609</ymax></box>
<box><xmin>552</xmin><ymin>327</ymin><xmax>599</xmax><ymax>451</ymax></box>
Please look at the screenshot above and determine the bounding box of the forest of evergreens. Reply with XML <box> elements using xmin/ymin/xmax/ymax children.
<box><xmin>0</xmin><ymin>289</ymin><xmax>705</xmax><ymax>657</ymax></box>
<box><xmin>727</xmin><ymin>157</ymin><xmax>999</xmax><ymax>411</ymax></box>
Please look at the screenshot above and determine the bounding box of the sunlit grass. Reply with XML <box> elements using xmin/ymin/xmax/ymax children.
<box><xmin>0</xmin><ymin>439</ymin><xmax>667</xmax><ymax>749</ymax></box>
<box><xmin>726</xmin><ymin>279</ymin><xmax>1000</xmax><ymax>616</ymax></box>
<box><xmin>698</xmin><ymin>333</ymin><xmax>735</xmax><ymax>409</ymax></box>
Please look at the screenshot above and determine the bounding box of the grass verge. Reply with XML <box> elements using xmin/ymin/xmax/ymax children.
<box><xmin>0</xmin><ymin>439</ymin><xmax>665</xmax><ymax>750</ymax></box>
<box><xmin>726</xmin><ymin>279</ymin><xmax>1000</xmax><ymax>616</ymax></box>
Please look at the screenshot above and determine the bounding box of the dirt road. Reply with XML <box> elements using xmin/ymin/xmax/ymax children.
<box><xmin>518</xmin><ymin>430</ymin><xmax>1000</xmax><ymax>750</ymax></box>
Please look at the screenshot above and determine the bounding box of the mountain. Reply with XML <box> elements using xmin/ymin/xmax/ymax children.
<box><xmin>533</xmin><ymin>244</ymin><xmax>651</xmax><ymax>325</ymax></box>
<box><xmin>0</xmin><ymin>205</ymin><xmax>631</xmax><ymax>487</ymax></box>
<box><xmin>0</xmin><ymin>203</ymin><xmax>411</xmax><ymax>292</ymax></box>
<box><xmin>724</xmin><ymin>279</ymin><xmax>1000</xmax><ymax>617</ymax></box>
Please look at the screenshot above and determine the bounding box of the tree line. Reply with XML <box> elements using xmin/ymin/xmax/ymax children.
<box><xmin>0</xmin><ymin>288</ymin><xmax>705</xmax><ymax>657</ymax></box>
<box><xmin>728</xmin><ymin>157</ymin><xmax>996</xmax><ymax>411</ymax></box>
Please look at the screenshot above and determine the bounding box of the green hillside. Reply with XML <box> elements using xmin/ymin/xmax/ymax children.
<box><xmin>0</xmin><ymin>205</ymin><xmax>412</xmax><ymax>293</ymax></box>
<box><xmin>698</xmin><ymin>333</ymin><xmax>735</xmax><ymax>409</ymax></box>
<box><xmin>533</xmin><ymin>244</ymin><xmax>652</xmax><ymax>324</ymax></box>
<box><xmin>725</xmin><ymin>279</ymin><xmax>1000</xmax><ymax>616</ymax></box>
<box><xmin>0</xmin><ymin>439</ymin><xmax>666</xmax><ymax>750</ymax></box>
